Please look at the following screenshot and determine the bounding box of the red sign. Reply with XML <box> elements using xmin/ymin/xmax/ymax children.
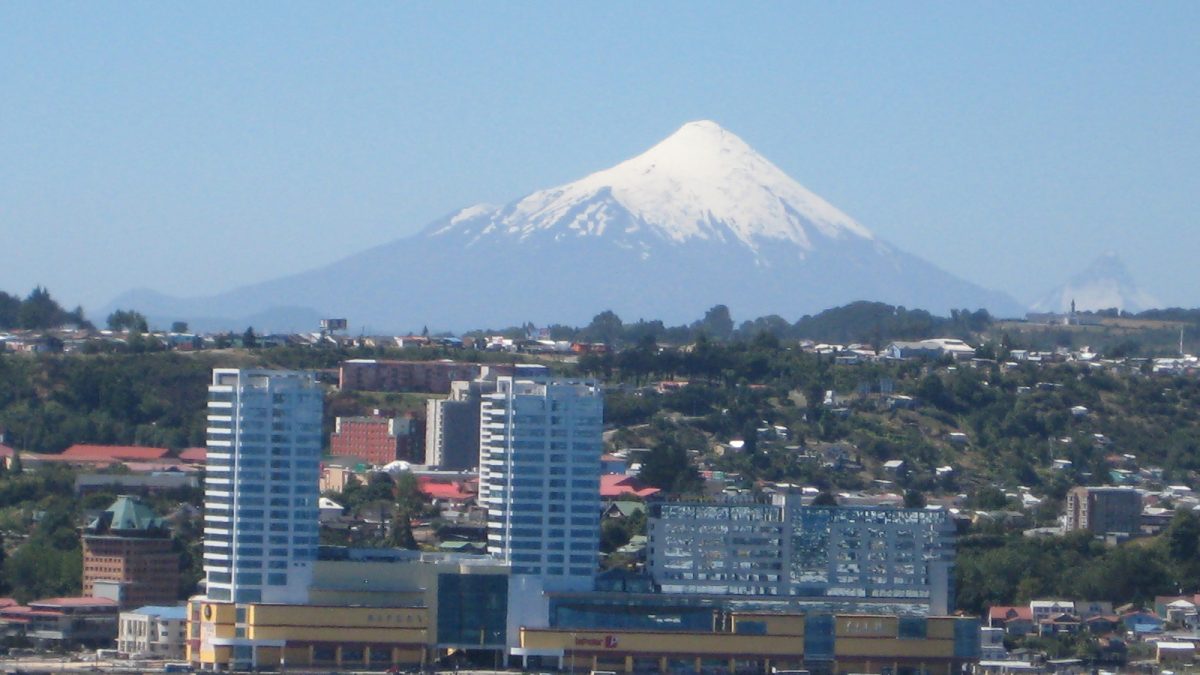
<box><xmin>574</xmin><ymin>635</ymin><xmax>620</xmax><ymax>649</ymax></box>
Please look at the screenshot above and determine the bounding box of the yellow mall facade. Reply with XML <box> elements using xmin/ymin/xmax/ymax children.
<box><xmin>517</xmin><ymin>614</ymin><xmax>978</xmax><ymax>675</ymax></box>
<box><xmin>190</xmin><ymin>598</ymin><xmax>978</xmax><ymax>674</ymax></box>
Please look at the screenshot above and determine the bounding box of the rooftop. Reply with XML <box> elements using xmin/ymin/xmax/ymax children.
<box><xmin>62</xmin><ymin>444</ymin><xmax>170</xmax><ymax>461</ymax></box>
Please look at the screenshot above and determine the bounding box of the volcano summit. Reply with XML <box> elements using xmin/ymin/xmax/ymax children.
<box><xmin>110</xmin><ymin>121</ymin><xmax>1021</xmax><ymax>331</ymax></box>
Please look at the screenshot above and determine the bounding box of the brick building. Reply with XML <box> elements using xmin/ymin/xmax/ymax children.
<box><xmin>330</xmin><ymin>412</ymin><xmax>424</xmax><ymax>465</ymax></box>
<box><xmin>82</xmin><ymin>495</ymin><xmax>180</xmax><ymax>609</ymax></box>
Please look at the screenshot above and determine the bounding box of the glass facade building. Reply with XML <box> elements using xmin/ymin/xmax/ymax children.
<box><xmin>204</xmin><ymin>369</ymin><xmax>323</xmax><ymax>604</ymax></box>
<box><xmin>479</xmin><ymin>377</ymin><xmax>603</xmax><ymax>592</ymax></box>
<box><xmin>647</xmin><ymin>496</ymin><xmax>956</xmax><ymax>614</ymax></box>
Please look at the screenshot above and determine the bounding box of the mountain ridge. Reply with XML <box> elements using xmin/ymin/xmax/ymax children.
<box><xmin>1030</xmin><ymin>253</ymin><xmax>1159</xmax><ymax>314</ymax></box>
<box><xmin>106</xmin><ymin>121</ymin><xmax>1023</xmax><ymax>332</ymax></box>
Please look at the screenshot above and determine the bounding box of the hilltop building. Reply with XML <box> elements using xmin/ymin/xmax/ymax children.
<box><xmin>1065</xmin><ymin>486</ymin><xmax>1142</xmax><ymax>536</ymax></box>
<box><xmin>338</xmin><ymin>359</ymin><xmax>481</xmax><ymax>394</ymax></box>
<box><xmin>82</xmin><ymin>495</ymin><xmax>179</xmax><ymax>609</ymax></box>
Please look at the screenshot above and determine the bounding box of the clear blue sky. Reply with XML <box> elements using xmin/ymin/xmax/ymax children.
<box><xmin>2</xmin><ymin>2</ymin><xmax>1197</xmax><ymax>315</ymax></box>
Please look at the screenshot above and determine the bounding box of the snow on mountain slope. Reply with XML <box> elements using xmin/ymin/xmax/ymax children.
<box><xmin>1031</xmin><ymin>253</ymin><xmax>1159</xmax><ymax>313</ymax></box>
<box><xmin>430</xmin><ymin>120</ymin><xmax>872</xmax><ymax>254</ymax></box>
<box><xmin>106</xmin><ymin>121</ymin><xmax>1022</xmax><ymax>332</ymax></box>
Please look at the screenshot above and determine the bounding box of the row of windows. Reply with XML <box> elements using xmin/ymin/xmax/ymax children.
<box><xmin>508</xmin><ymin>515</ymin><xmax>593</xmax><ymax>526</ymax></box>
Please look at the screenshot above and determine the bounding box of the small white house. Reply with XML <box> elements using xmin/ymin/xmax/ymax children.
<box><xmin>319</xmin><ymin>496</ymin><xmax>344</xmax><ymax>524</ymax></box>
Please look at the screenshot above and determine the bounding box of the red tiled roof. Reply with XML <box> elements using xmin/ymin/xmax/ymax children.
<box><xmin>600</xmin><ymin>474</ymin><xmax>661</xmax><ymax>499</ymax></box>
<box><xmin>178</xmin><ymin>447</ymin><xmax>207</xmax><ymax>462</ymax></box>
<box><xmin>62</xmin><ymin>444</ymin><xmax>170</xmax><ymax>461</ymax></box>
<box><xmin>989</xmin><ymin>606</ymin><xmax>1033</xmax><ymax>621</ymax></box>
<box><xmin>30</xmin><ymin>597</ymin><xmax>118</xmax><ymax>609</ymax></box>
<box><xmin>418</xmin><ymin>477</ymin><xmax>475</xmax><ymax>501</ymax></box>
<box><xmin>23</xmin><ymin>453</ymin><xmax>116</xmax><ymax>466</ymax></box>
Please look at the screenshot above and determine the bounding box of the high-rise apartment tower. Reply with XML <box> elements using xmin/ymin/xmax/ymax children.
<box><xmin>203</xmin><ymin>369</ymin><xmax>323</xmax><ymax>604</ymax></box>
<box><xmin>478</xmin><ymin>377</ymin><xmax>603</xmax><ymax>591</ymax></box>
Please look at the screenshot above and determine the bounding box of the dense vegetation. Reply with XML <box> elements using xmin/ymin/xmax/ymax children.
<box><xmin>0</xmin><ymin>287</ymin><xmax>89</xmax><ymax>331</ymax></box>
<box><xmin>4</xmin><ymin>289</ymin><xmax>1200</xmax><ymax>615</ymax></box>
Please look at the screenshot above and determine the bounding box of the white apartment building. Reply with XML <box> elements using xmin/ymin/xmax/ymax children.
<box><xmin>647</xmin><ymin>494</ymin><xmax>957</xmax><ymax>615</ymax></box>
<box><xmin>204</xmin><ymin>369</ymin><xmax>323</xmax><ymax>604</ymax></box>
<box><xmin>117</xmin><ymin>605</ymin><xmax>187</xmax><ymax>659</ymax></box>
<box><xmin>478</xmin><ymin>377</ymin><xmax>603</xmax><ymax>592</ymax></box>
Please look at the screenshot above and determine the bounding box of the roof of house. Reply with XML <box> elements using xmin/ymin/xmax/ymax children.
<box><xmin>177</xmin><ymin>447</ymin><xmax>206</xmax><ymax>462</ymax></box>
<box><xmin>418</xmin><ymin>477</ymin><xmax>474</xmax><ymax>501</ymax></box>
<box><xmin>604</xmin><ymin>501</ymin><xmax>647</xmax><ymax>518</ymax></box>
<box><xmin>29</xmin><ymin>597</ymin><xmax>118</xmax><ymax>609</ymax></box>
<box><xmin>989</xmin><ymin>606</ymin><xmax>1034</xmax><ymax>621</ymax></box>
<box><xmin>438</xmin><ymin>541</ymin><xmax>485</xmax><ymax>552</ymax></box>
<box><xmin>0</xmin><ymin>444</ymin><xmax>14</xmax><ymax>458</ymax></box>
<box><xmin>61</xmin><ymin>444</ymin><xmax>170</xmax><ymax>461</ymax></box>
<box><xmin>125</xmin><ymin>605</ymin><xmax>187</xmax><ymax>620</ymax></box>
<box><xmin>601</xmin><ymin>474</ymin><xmax>661</xmax><ymax>499</ymax></box>
<box><xmin>119</xmin><ymin>460</ymin><xmax>195</xmax><ymax>473</ymax></box>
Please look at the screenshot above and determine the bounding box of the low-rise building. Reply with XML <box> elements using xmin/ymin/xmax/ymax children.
<box><xmin>187</xmin><ymin>548</ymin><xmax>512</xmax><ymax>672</ymax></box>
<box><xmin>515</xmin><ymin>613</ymin><xmax>981</xmax><ymax>675</ymax></box>
<box><xmin>0</xmin><ymin>597</ymin><xmax>119</xmax><ymax>648</ymax></box>
<box><xmin>118</xmin><ymin>605</ymin><xmax>187</xmax><ymax>659</ymax></box>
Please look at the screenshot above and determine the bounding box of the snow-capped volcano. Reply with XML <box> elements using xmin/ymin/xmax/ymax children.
<box><xmin>432</xmin><ymin>120</ymin><xmax>872</xmax><ymax>253</ymax></box>
<box><xmin>107</xmin><ymin>121</ymin><xmax>1022</xmax><ymax>332</ymax></box>
<box><xmin>1031</xmin><ymin>253</ymin><xmax>1159</xmax><ymax>313</ymax></box>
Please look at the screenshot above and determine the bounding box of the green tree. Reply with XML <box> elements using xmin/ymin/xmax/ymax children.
<box><xmin>18</xmin><ymin>286</ymin><xmax>67</xmax><ymax>329</ymax></box>
<box><xmin>389</xmin><ymin>511</ymin><xmax>418</xmax><ymax>549</ymax></box>
<box><xmin>811</xmin><ymin>491</ymin><xmax>838</xmax><ymax>506</ymax></box>
<box><xmin>640</xmin><ymin>436</ymin><xmax>702</xmax><ymax>494</ymax></box>
<box><xmin>695</xmin><ymin>304</ymin><xmax>734</xmax><ymax>341</ymax></box>
<box><xmin>393</xmin><ymin>471</ymin><xmax>430</xmax><ymax>518</ymax></box>
<box><xmin>582</xmin><ymin>310</ymin><xmax>624</xmax><ymax>345</ymax></box>
<box><xmin>242</xmin><ymin>327</ymin><xmax>258</xmax><ymax>348</ymax></box>
<box><xmin>0</xmin><ymin>292</ymin><xmax>19</xmax><ymax>328</ymax></box>
<box><xmin>107</xmin><ymin>309</ymin><xmax>149</xmax><ymax>332</ymax></box>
